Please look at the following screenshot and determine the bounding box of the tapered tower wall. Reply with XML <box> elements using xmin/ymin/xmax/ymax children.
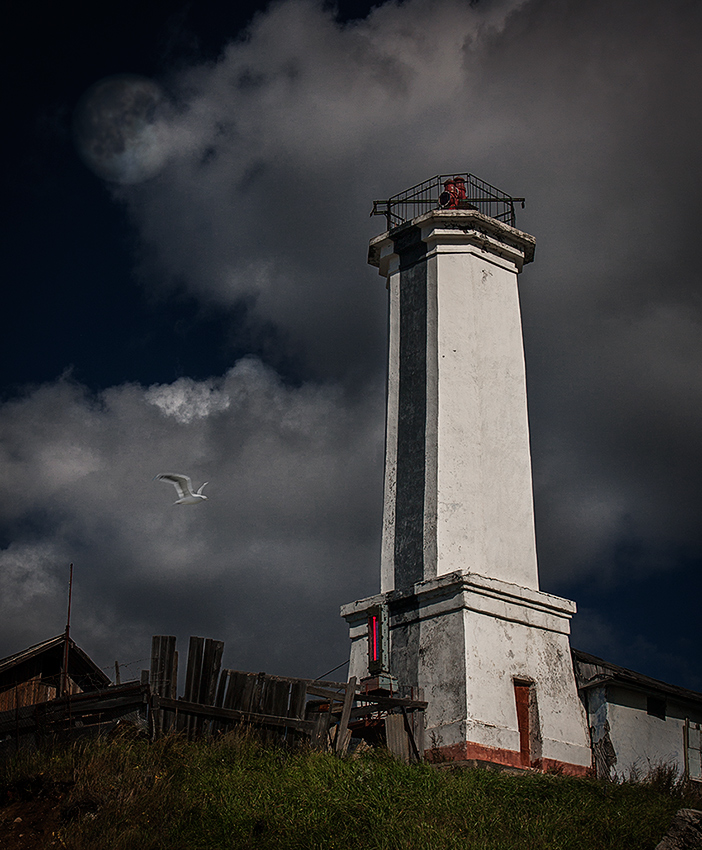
<box><xmin>343</xmin><ymin>207</ymin><xmax>591</xmax><ymax>774</ymax></box>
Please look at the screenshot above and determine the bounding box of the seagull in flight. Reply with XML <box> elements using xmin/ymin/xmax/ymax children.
<box><xmin>156</xmin><ymin>473</ymin><xmax>209</xmax><ymax>505</ymax></box>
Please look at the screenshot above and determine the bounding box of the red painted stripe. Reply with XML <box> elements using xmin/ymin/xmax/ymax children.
<box><xmin>426</xmin><ymin>740</ymin><xmax>592</xmax><ymax>777</ymax></box>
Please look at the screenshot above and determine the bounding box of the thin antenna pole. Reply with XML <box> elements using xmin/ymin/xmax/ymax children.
<box><xmin>61</xmin><ymin>563</ymin><xmax>73</xmax><ymax>698</ymax></box>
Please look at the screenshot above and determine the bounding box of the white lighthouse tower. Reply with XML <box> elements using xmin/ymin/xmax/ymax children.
<box><xmin>341</xmin><ymin>175</ymin><xmax>591</xmax><ymax>774</ymax></box>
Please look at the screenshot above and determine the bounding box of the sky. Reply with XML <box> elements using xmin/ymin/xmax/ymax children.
<box><xmin>2</xmin><ymin>0</ymin><xmax>701</xmax><ymax>692</ymax></box>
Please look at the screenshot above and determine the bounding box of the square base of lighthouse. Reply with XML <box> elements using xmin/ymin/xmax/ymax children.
<box><xmin>341</xmin><ymin>571</ymin><xmax>592</xmax><ymax>775</ymax></box>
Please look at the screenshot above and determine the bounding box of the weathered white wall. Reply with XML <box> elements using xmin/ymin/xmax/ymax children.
<box><xmin>380</xmin><ymin>268</ymin><xmax>400</xmax><ymax>594</ymax></box>
<box><xmin>342</xmin><ymin>572</ymin><xmax>592</xmax><ymax>769</ymax></box>
<box><xmin>587</xmin><ymin>686</ymin><xmax>702</xmax><ymax>779</ymax></box>
<box><xmin>428</xmin><ymin>242</ymin><xmax>538</xmax><ymax>590</ymax></box>
<box><xmin>373</xmin><ymin>211</ymin><xmax>539</xmax><ymax>592</ymax></box>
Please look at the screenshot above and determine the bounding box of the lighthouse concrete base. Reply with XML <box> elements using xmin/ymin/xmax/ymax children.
<box><xmin>341</xmin><ymin>571</ymin><xmax>592</xmax><ymax>774</ymax></box>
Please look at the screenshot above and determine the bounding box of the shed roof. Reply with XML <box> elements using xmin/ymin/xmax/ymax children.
<box><xmin>0</xmin><ymin>635</ymin><xmax>111</xmax><ymax>690</ymax></box>
<box><xmin>572</xmin><ymin>648</ymin><xmax>702</xmax><ymax>707</ymax></box>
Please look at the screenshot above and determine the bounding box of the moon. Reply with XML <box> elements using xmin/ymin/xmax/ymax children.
<box><xmin>73</xmin><ymin>74</ymin><xmax>171</xmax><ymax>184</ymax></box>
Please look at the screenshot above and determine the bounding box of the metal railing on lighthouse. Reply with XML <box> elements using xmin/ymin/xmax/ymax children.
<box><xmin>370</xmin><ymin>173</ymin><xmax>525</xmax><ymax>231</ymax></box>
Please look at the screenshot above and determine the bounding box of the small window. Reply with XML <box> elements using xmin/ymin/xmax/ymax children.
<box><xmin>647</xmin><ymin>695</ymin><xmax>666</xmax><ymax>720</ymax></box>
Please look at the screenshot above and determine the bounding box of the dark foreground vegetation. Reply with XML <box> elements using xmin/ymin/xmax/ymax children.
<box><xmin>1</xmin><ymin>730</ymin><xmax>699</xmax><ymax>850</ymax></box>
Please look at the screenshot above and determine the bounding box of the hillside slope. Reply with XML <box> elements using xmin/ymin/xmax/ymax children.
<box><xmin>1</xmin><ymin>732</ymin><xmax>698</xmax><ymax>849</ymax></box>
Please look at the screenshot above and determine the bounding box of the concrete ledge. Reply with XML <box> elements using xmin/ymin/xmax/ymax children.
<box><xmin>369</xmin><ymin>210</ymin><xmax>536</xmax><ymax>276</ymax></box>
<box><xmin>341</xmin><ymin>571</ymin><xmax>577</xmax><ymax>635</ymax></box>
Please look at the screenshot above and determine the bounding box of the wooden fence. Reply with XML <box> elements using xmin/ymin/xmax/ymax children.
<box><xmin>0</xmin><ymin>635</ymin><xmax>427</xmax><ymax>763</ymax></box>
<box><xmin>0</xmin><ymin>681</ymin><xmax>150</xmax><ymax>754</ymax></box>
<box><xmin>149</xmin><ymin>636</ymin><xmax>427</xmax><ymax>761</ymax></box>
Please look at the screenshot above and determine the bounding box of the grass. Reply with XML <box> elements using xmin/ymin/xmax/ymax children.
<box><xmin>1</xmin><ymin>730</ymin><xmax>699</xmax><ymax>849</ymax></box>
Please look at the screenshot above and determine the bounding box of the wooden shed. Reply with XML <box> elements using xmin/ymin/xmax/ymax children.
<box><xmin>0</xmin><ymin>635</ymin><xmax>111</xmax><ymax>712</ymax></box>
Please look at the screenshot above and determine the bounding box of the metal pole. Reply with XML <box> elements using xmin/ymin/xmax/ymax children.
<box><xmin>61</xmin><ymin>563</ymin><xmax>73</xmax><ymax>698</ymax></box>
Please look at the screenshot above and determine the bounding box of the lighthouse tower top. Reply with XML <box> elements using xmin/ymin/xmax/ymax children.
<box><xmin>369</xmin><ymin>174</ymin><xmax>538</xmax><ymax>594</ymax></box>
<box><xmin>369</xmin><ymin>172</ymin><xmax>528</xmax><ymax>230</ymax></box>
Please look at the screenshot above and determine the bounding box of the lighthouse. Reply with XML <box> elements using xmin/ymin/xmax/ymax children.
<box><xmin>342</xmin><ymin>175</ymin><xmax>592</xmax><ymax>774</ymax></box>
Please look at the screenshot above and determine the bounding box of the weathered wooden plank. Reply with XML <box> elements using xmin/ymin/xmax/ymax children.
<box><xmin>265</xmin><ymin>679</ymin><xmax>290</xmax><ymax>718</ymax></box>
<box><xmin>223</xmin><ymin>670</ymin><xmax>240</xmax><ymax>710</ymax></box>
<box><xmin>306</xmin><ymin>685</ymin><xmax>351</xmax><ymax>701</ymax></box>
<box><xmin>163</xmin><ymin>639</ymin><xmax>178</xmax><ymax>732</ymax></box>
<box><xmin>288</xmin><ymin>681</ymin><xmax>307</xmax><ymax>719</ymax></box>
<box><xmin>170</xmin><ymin>651</ymin><xmax>178</xmax><ymax>699</ymax></box>
<box><xmin>210</xmin><ymin>668</ymin><xmax>231</xmax><ymax>735</ymax></box>
<box><xmin>150</xmin><ymin>637</ymin><xmax>176</xmax><ymax>694</ymax></box>
<box><xmin>150</xmin><ymin>636</ymin><xmax>167</xmax><ymax>734</ymax></box>
<box><xmin>155</xmin><ymin>696</ymin><xmax>316</xmax><ymax>733</ymax></box>
<box><xmin>38</xmin><ymin>692</ymin><xmax>148</xmax><ymax>719</ymax></box>
<box><xmin>200</xmin><ymin>639</ymin><xmax>224</xmax><ymax>706</ymax></box>
<box><xmin>263</xmin><ymin>678</ymin><xmax>291</xmax><ymax>743</ymax></box>
<box><xmin>385</xmin><ymin>713</ymin><xmax>409</xmax><ymax>763</ymax></box>
<box><xmin>401</xmin><ymin>706</ymin><xmax>423</xmax><ymax>763</ymax></box>
<box><xmin>183</xmin><ymin>636</ymin><xmax>204</xmax><ymax>736</ymax></box>
<box><xmin>149</xmin><ymin>636</ymin><xmax>162</xmax><ymax>693</ymax></box>
<box><xmin>215</xmin><ymin>669</ymin><xmax>230</xmax><ymax>709</ymax></box>
<box><xmin>226</xmin><ymin>671</ymin><xmax>257</xmax><ymax>713</ymax></box>
<box><xmin>335</xmin><ymin>677</ymin><xmax>356</xmax><ymax>755</ymax></box>
<box><xmin>0</xmin><ymin>685</ymin><xmax>149</xmax><ymax>735</ymax></box>
<box><xmin>330</xmin><ymin>724</ymin><xmax>352</xmax><ymax>753</ymax></box>
<box><xmin>311</xmin><ymin>706</ymin><xmax>333</xmax><ymax>750</ymax></box>
<box><xmin>250</xmin><ymin>672</ymin><xmax>267</xmax><ymax>715</ymax></box>
<box><xmin>196</xmin><ymin>639</ymin><xmax>224</xmax><ymax>735</ymax></box>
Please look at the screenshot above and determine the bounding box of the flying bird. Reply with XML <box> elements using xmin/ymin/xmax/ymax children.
<box><xmin>156</xmin><ymin>473</ymin><xmax>209</xmax><ymax>505</ymax></box>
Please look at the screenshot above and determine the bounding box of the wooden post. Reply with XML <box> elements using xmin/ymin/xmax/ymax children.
<box><xmin>401</xmin><ymin>706</ymin><xmax>423</xmax><ymax>763</ymax></box>
<box><xmin>385</xmin><ymin>713</ymin><xmax>409</xmax><ymax>763</ymax></box>
<box><xmin>335</xmin><ymin>676</ymin><xmax>356</xmax><ymax>755</ymax></box>
<box><xmin>198</xmin><ymin>639</ymin><xmax>224</xmax><ymax>735</ymax></box>
<box><xmin>183</xmin><ymin>637</ymin><xmax>204</xmax><ymax>737</ymax></box>
<box><xmin>150</xmin><ymin>636</ymin><xmax>177</xmax><ymax>735</ymax></box>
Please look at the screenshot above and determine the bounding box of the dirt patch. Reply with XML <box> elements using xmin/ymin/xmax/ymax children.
<box><xmin>0</xmin><ymin>775</ymin><xmax>72</xmax><ymax>850</ymax></box>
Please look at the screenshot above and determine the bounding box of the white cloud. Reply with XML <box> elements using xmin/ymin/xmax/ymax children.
<box><xmin>146</xmin><ymin>377</ymin><xmax>231</xmax><ymax>423</ymax></box>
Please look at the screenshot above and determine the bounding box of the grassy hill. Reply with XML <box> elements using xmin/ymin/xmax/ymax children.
<box><xmin>1</xmin><ymin>731</ymin><xmax>699</xmax><ymax>849</ymax></box>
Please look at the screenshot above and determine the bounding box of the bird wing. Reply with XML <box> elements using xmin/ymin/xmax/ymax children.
<box><xmin>156</xmin><ymin>473</ymin><xmax>194</xmax><ymax>499</ymax></box>
<box><xmin>197</xmin><ymin>482</ymin><xmax>209</xmax><ymax>495</ymax></box>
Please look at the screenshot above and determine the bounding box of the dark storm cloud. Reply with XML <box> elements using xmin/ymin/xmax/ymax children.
<box><xmin>0</xmin><ymin>363</ymin><xmax>384</xmax><ymax>676</ymax></box>
<box><xmin>2</xmin><ymin>0</ymin><xmax>702</xmax><ymax>684</ymax></box>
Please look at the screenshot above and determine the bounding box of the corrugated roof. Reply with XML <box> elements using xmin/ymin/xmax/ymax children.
<box><xmin>572</xmin><ymin>648</ymin><xmax>702</xmax><ymax>706</ymax></box>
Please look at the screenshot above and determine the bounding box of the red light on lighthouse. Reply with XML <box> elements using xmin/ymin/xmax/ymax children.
<box><xmin>370</xmin><ymin>614</ymin><xmax>379</xmax><ymax>662</ymax></box>
<box><xmin>367</xmin><ymin>605</ymin><xmax>387</xmax><ymax>675</ymax></box>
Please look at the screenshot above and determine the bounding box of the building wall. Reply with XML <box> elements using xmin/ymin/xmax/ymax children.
<box><xmin>342</xmin><ymin>573</ymin><xmax>592</xmax><ymax>772</ymax></box>
<box><xmin>0</xmin><ymin>677</ymin><xmax>58</xmax><ymax>711</ymax></box>
<box><xmin>461</xmin><ymin>608</ymin><xmax>590</xmax><ymax>767</ymax></box>
<box><xmin>584</xmin><ymin>684</ymin><xmax>702</xmax><ymax>779</ymax></box>
<box><xmin>0</xmin><ymin>675</ymin><xmax>83</xmax><ymax>711</ymax></box>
